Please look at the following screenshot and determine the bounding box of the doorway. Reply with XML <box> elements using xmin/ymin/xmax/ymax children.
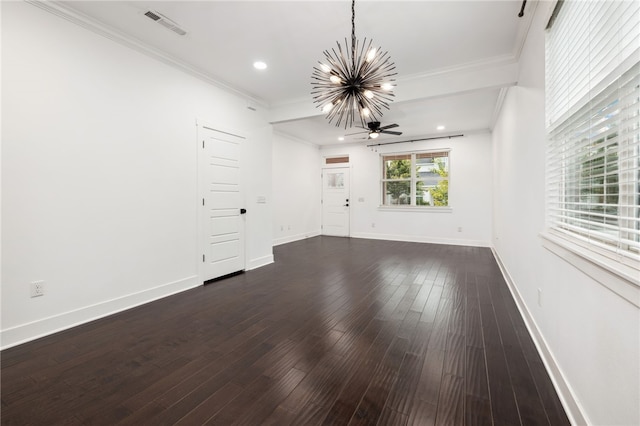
<box><xmin>321</xmin><ymin>167</ymin><xmax>350</xmax><ymax>237</ymax></box>
<box><xmin>198</xmin><ymin>123</ymin><xmax>246</xmax><ymax>282</ymax></box>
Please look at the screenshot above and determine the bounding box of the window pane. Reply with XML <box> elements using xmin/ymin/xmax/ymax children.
<box><xmin>418</xmin><ymin>178</ymin><xmax>449</xmax><ymax>207</ymax></box>
<box><xmin>326</xmin><ymin>172</ymin><xmax>344</xmax><ymax>189</ymax></box>
<box><xmin>381</xmin><ymin>151</ymin><xmax>450</xmax><ymax>208</ymax></box>
<box><xmin>416</xmin><ymin>152</ymin><xmax>449</xmax><ymax>207</ymax></box>
<box><xmin>383</xmin><ymin>155</ymin><xmax>411</xmax><ymax>179</ymax></box>
<box><xmin>383</xmin><ymin>181</ymin><xmax>411</xmax><ymax>205</ymax></box>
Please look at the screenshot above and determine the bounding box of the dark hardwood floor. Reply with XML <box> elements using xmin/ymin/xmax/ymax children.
<box><xmin>1</xmin><ymin>237</ymin><xmax>570</xmax><ymax>425</ymax></box>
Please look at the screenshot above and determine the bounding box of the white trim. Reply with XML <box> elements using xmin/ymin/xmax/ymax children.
<box><xmin>399</xmin><ymin>54</ymin><xmax>518</xmax><ymax>83</ymax></box>
<box><xmin>273</xmin><ymin>231</ymin><xmax>321</xmax><ymax>247</ymax></box>
<box><xmin>510</xmin><ymin>0</ymin><xmax>538</xmax><ymax>60</ymax></box>
<box><xmin>540</xmin><ymin>231</ymin><xmax>640</xmax><ymax>308</ymax></box>
<box><xmin>246</xmin><ymin>254</ymin><xmax>274</xmax><ymax>271</ymax></box>
<box><xmin>489</xmin><ymin>87</ymin><xmax>509</xmax><ymax>131</ymax></box>
<box><xmin>26</xmin><ymin>0</ymin><xmax>265</xmax><ymax>107</ymax></box>
<box><xmin>351</xmin><ymin>232</ymin><xmax>489</xmax><ymax>248</ymax></box>
<box><xmin>272</xmin><ymin>130</ymin><xmax>320</xmax><ymax>148</ymax></box>
<box><xmin>0</xmin><ymin>275</ymin><xmax>200</xmax><ymax>350</ymax></box>
<box><xmin>377</xmin><ymin>206</ymin><xmax>453</xmax><ymax>213</ymax></box>
<box><xmin>491</xmin><ymin>248</ymin><xmax>590</xmax><ymax>426</ymax></box>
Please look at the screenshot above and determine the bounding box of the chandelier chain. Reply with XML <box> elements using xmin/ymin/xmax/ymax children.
<box><xmin>351</xmin><ymin>0</ymin><xmax>356</xmax><ymax>68</ymax></box>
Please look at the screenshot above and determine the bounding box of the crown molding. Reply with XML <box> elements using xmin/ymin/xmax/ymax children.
<box><xmin>399</xmin><ymin>54</ymin><xmax>518</xmax><ymax>84</ymax></box>
<box><xmin>490</xmin><ymin>87</ymin><xmax>510</xmax><ymax>131</ymax></box>
<box><xmin>273</xmin><ymin>130</ymin><xmax>321</xmax><ymax>148</ymax></box>
<box><xmin>25</xmin><ymin>0</ymin><xmax>268</xmax><ymax>108</ymax></box>
<box><xmin>511</xmin><ymin>0</ymin><xmax>539</xmax><ymax>60</ymax></box>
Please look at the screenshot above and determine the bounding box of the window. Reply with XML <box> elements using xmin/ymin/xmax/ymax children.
<box><xmin>381</xmin><ymin>151</ymin><xmax>449</xmax><ymax>207</ymax></box>
<box><xmin>545</xmin><ymin>0</ymin><xmax>640</xmax><ymax>278</ymax></box>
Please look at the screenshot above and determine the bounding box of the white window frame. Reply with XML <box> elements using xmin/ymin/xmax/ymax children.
<box><xmin>379</xmin><ymin>150</ymin><xmax>451</xmax><ymax>210</ymax></box>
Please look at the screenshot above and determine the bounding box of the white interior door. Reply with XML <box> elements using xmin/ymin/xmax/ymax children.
<box><xmin>199</xmin><ymin>125</ymin><xmax>246</xmax><ymax>281</ymax></box>
<box><xmin>322</xmin><ymin>167</ymin><xmax>350</xmax><ymax>237</ymax></box>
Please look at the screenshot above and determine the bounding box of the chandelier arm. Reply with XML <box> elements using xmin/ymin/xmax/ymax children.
<box><xmin>353</xmin><ymin>38</ymin><xmax>371</xmax><ymax>82</ymax></box>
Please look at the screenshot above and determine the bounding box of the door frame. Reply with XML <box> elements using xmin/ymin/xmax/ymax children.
<box><xmin>196</xmin><ymin>118</ymin><xmax>247</xmax><ymax>284</ymax></box>
<box><xmin>321</xmin><ymin>165</ymin><xmax>351</xmax><ymax>237</ymax></box>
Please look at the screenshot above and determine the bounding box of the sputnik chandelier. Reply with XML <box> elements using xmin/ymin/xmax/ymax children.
<box><xmin>311</xmin><ymin>0</ymin><xmax>396</xmax><ymax>129</ymax></box>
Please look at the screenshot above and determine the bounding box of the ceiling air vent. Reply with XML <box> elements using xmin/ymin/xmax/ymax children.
<box><xmin>143</xmin><ymin>10</ymin><xmax>187</xmax><ymax>36</ymax></box>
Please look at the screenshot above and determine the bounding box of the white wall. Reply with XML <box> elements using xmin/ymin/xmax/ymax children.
<box><xmin>272</xmin><ymin>133</ymin><xmax>321</xmax><ymax>246</ymax></box>
<box><xmin>319</xmin><ymin>133</ymin><xmax>493</xmax><ymax>247</ymax></box>
<box><xmin>492</xmin><ymin>4</ymin><xmax>640</xmax><ymax>425</ymax></box>
<box><xmin>1</xmin><ymin>1</ymin><xmax>273</xmax><ymax>348</ymax></box>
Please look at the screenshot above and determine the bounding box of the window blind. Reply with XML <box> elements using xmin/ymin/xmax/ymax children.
<box><xmin>546</xmin><ymin>0</ymin><xmax>640</xmax><ymax>268</ymax></box>
<box><xmin>546</xmin><ymin>0</ymin><xmax>639</xmax><ymax>130</ymax></box>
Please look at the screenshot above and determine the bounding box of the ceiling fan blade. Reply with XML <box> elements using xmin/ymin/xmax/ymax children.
<box><xmin>381</xmin><ymin>130</ymin><xmax>403</xmax><ymax>135</ymax></box>
<box><xmin>379</xmin><ymin>123</ymin><xmax>399</xmax><ymax>130</ymax></box>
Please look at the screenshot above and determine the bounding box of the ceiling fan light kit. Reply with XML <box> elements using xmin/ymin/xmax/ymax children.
<box><xmin>311</xmin><ymin>0</ymin><xmax>397</xmax><ymax>129</ymax></box>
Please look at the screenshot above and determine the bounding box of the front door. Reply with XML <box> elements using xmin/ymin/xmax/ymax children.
<box><xmin>198</xmin><ymin>124</ymin><xmax>245</xmax><ymax>281</ymax></box>
<box><xmin>322</xmin><ymin>167</ymin><xmax>350</xmax><ymax>237</ymax></box>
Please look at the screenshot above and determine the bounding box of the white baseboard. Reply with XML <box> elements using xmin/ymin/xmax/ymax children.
<box><xmin>491</xmin><ymin>248</ymin><xmax>589</xmax><ymax>426</ymax></box>
<box><xmin>246</xmin><ymin>254</ymin><xmax>274</xmax><ymax>270</ymax></box>
<box><xmin>0</xmin><ymin>275</ymin><xmax>200</xmax><ymax>350</ymax></box>
<box><xmin>273</xmin><ymin>231</ymin><xmax>321</xmax><ymax>247</ymax></box>
<box><xmin>351</xmin><ymin>232</ymin><xmax>490</xmax><ymax>248</ymax></box>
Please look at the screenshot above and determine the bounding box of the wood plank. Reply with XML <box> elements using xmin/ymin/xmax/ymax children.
<box><xmin>349</xmin><ymin>337</ymin><xmax>409</xmax><ymax>425</ymax></box>
<box><xmin>0</xmin><ymin>237</ymin><xmax>569</xmax><ymax>425</ymax></box>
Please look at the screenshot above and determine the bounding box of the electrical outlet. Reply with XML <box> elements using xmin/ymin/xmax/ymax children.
<box><xmin>31</xmin><ymin>281</ymin><xmax>45</xmax><ymax>298</ymax></box>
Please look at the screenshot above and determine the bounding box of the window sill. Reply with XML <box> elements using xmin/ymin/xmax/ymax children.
<box><xmin>540</xmin><ymin>230</ymin><xmax>640</xmax><ymax>307</ymax></box>
<box><xmin>378</xmin><ymin>206</ymin><xmax>453</xmax><ymax>213</ymax></box>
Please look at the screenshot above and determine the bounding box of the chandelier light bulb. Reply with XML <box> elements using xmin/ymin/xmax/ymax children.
<box><xmin>366</xmin><ymin>48</ymin><xmax>377</xmax><ymax>62</ymax></box>
<box><xmin>362</xmin><ymin>107</ymin><xmax>370</xmax><ymax>117</ymax></box>
<box><xmin>381</xmin><ymin>82</ymin><xmax>394</xmax><ymax>91</ymax></box>
<box><xmin>322</xmin><ymin>103</ymin><xmax>334</xmax><ymax>113</ymax></box>
<box><xmin>364</xmin><ymin>90</ymin><xmax>374</xmax><ymax>99</ymax></box>
<box><xmin>329</xmin><ymin>75</ymin><xmax>342</xmax><ymax>84</ymax></box>
<box><xmin>320</xmin><ymin>63</ymin><xmax>331</xmax><ymax>73</ymax></box>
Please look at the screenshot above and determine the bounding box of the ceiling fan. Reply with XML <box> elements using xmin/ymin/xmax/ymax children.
<box><xmin>347</xmin><ymin>121</ymin><xmax>403</xmax><ymax>139</ymax></box>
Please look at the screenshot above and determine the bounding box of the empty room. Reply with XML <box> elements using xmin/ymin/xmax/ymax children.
<box><xmin>2</xmin><ymin>0</ymin><xmax>638</xmax><ymax>425</ymax></box>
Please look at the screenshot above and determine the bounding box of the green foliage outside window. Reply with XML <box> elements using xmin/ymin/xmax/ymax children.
<box><xmin>385</xmin><ymin>159</ymin><xmax>411</xmax><ymax>204</ymax></box>
<box><xmin>382</xmin><ymin>152</ymin><xmax>449</xmax><ymax>207</ymax></box>
<box><xmin>429</xmin><ymin>158</ymin><xmax>449</xmax><ymax>207</ymax></box>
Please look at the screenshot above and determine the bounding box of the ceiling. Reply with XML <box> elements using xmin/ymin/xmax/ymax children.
<box><xmin>56</xmin><ymin>0</ymin><xmax>535</xmax><ymax>146</ymax></box>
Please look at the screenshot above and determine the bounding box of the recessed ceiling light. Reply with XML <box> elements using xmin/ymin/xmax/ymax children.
<box><xmin>437</xmin><ymin>125</ymin><xmax>445</xmax><ymax>131</ymax></box>
<box><xmin>253</xmin><ymin>61</ymin><xmax>267</xmax><ymax>70</ymax></box>
<box><xmin>338</xmin><ymin>136</ymin><xmax>344</xmax><ymax>141</ymax></box>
